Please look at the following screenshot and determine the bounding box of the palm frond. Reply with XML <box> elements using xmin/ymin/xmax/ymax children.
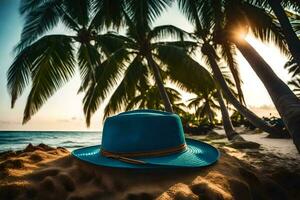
<box><xmin>19</xmin><ymin>0</ymin><xmax>50</xmax><ymax>14</ymax></box>
<box><xmin>149</xmin><ymin>25</ymin><xmax>191</xmax><ymax>42</ymax></box>
<box><xmin>126</xmin><ymin>95</ymin><xmax>145</xmax><ymax>111</ymax></box>
<box><xmin>15</xmin><ymin>0</ymin><xmax>62</xmax><ymax>52</ymax></box>
<box><xmin>240</xmin><ymin>2</ymin><xmax>290</xmax><ymax>56</ymax></box>
<box><xmin>77</xmin><ymin>43</ymin><xmax>102</xmax><ymax>91</ymax></box>
<box><xmin>153</xmin><ymin>41</ymin><xmax>198</xmax><ymax>51</ymax></box>
<box><xmin>63</xmin><ymin>0</ymin><xmax>91</xmax><ymax>26</ymax></box>
<box><xmin>155</xmin><ymin>44</ymin><xmax>214</xmax><ymax>93</ymax></box>
<box><xmin>198</xmin><ymin>0</ymin><xmax>224</xmax><ymax>33</ymax></box>
<box><xmin>22</xmin><ymin>35</ymin><xmax>76</xmax><ymax>123</ymax></box>
<box><xmin>284</xmin><ymin>57</ymin><xmax>300</xmax><ymax>77</ymax></box>
<box><xmin>177</xmin><ymin>0</ymin><xmax>203</xmax><ymax>32</ymax></box>
<box><xmin>89</xmin><ymin>0</ymin><xmax>125</xmax><ymax>30</ymax></box>
<box><xmin>288</xmin><ymin>78</ymin><xmax>300</xmax><ymax>97</ymax></box>
<box><xmin>59</xmin><ymin>6</ymin><xmax>81</xmax><ymax>31</ymax></box>
<box><xmin>96</xmin><ymin>33</ymin><xmax>136</xmax><ymax>56</ymax></box>
<box><xmin>125</xmin><ymin>0</ymin><xmax>172</xmax><ymax>31</ymax></box>
<box><xmin>83</xmin><ymin>48</ymin><xmax>131</xmax><ymax>126</ymax></box>
<box><xmin>103</xmin><ymin>56</ymin><xmax>149</xmax><ymax>119</ymax></box>
<box><xmin>7</xmin><ymin>46</ymin><xmax>32</xmax><ymax>108</ymax></box>
<box><xmin>125</xmin><ymin>85</ymin><xmax>183</xmax><ymax>112</ymax></box>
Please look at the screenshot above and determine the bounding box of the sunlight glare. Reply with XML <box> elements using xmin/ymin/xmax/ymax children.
<box><xmin>235</xmin><ymin>27</ymin><xmax>248</xmax><ymax>40</ymax></box>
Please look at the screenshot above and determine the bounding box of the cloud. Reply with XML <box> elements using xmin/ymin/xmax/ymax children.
<box><xmin>56</xmin><ymin>117</ymin><xmax>78</xmax><ymax>123</ymax></box>
<box><xmin>56</xmin><ymin>119</ymin><xmax>70</xmax><ymax>123</ymax></box>
<box><xmin>0</xmin><ymin>120</ymin><xmax>19</xmax><ymax>125</ymax></box>
<box><xmin>249</xmin><ymin>104</ymin><xmax>276</xmax><ymax>110</ymax></box>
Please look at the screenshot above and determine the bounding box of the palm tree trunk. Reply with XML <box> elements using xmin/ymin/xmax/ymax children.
<box><xmin>267</xmin><ymin>0</ymin><xmax>300</xmax><ymax>67</ymax></box>
<box><xmin>208</xmin><ymin>108</ymin><xmax>214</xmax><ymax>125</ymax></box>
<box><xmin>146</xmin><ymin>54</ymin><xmax>174</xmax><ymax>113</ymax></box>
<box><xmin>223</xmin><ymin>45</ymin><xmax>246</xmax><ymax>105</ymax></box>
<box><xmin>234</xmin><ymin>38</ymin><xmax>300</xmax><ymax>152</ymax></box>
<box><xmin>201</xmin><ymin>43</ymin><xmax>281</xmax><ymax>136</ymax></box>
<box><xmin>216</xmin><ymin>89</ymin><xmax>240</xmax><ymax>140</ymax></box>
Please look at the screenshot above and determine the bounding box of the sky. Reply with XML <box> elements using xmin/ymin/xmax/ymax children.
<box><xmin>0</xmin><ymin>0</ymin><xmax>291</xmax><ymax>131</ymax></box>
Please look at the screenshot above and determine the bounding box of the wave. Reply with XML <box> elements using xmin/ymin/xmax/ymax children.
<box><xmin>0</xmin><ymin>131</ymin><xmax>101</xmax><ymax>151</ymax></box>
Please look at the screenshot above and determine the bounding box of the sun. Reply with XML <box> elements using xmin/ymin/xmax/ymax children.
<box><xmin>235</xmin><ymin>27</ymin><xmax>248</xmax><ymax>40</ymax></box>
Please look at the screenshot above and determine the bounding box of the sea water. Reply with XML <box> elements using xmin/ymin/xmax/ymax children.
<box><xmin>0</xmin><ymin>131</ymin><xmax>101</xmax><ymax>153</ymax></box>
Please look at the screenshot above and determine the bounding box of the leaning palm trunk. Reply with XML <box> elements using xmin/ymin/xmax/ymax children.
<box><xmin>146</xmin><ymin>54</ymin><xmax>174</xmax><ymax>113</ymax></box>
<box><xmin>216</xmin><ymin>89</ymin><xmax>241</xmax><ymax>140</ymax></box>
<box><xmin>267</xmin><ymin>0</ymin><xmax>300</xmax><ymax>67</ymax></box>
<box><xmin>234</xmin><ymin>38</ymin><xmax>300</xmax><ymax>152</ymax></box>
<box><xmin>201</xmin><ymin>43</ymin><xmax>281</xmax><ymax>136</ymax></box>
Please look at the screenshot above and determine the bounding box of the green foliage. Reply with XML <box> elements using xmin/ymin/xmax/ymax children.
<box><xmin>8</xmin><ymin>35</ymin><xmax>76</xmax><ymax>123</ymax></box>
<box><xmin>288</xmin><ymin>79</ymin><xmax>300</xmax><ymax>97</ymax></box>
<box><xmin>11</xmin><ymin>0</ymin><xmax>299</xmax><ymax>128</ymax></box>
<box><xmin>16</xmin><ymin>0</ymin><xmax>62</xmax><ymax>52</ymax></box>
<box><xmin>187</xmin><ymin>89</ymin><xmax>220</xmax><ymax>125</ymax></box>
<box><xmin>10</xmin><ymin>0</ymin><xmax>127</xmax><ymax>123</ymax></box>
<box><xmin>125</xmin><ymin>86</ymin><xmax>186</xmax><ymax>114</ymax></box>
<box><xmin>103</xmin><ymin>56</ymin><xmax>149</xmax><ymax>119</ymax></box>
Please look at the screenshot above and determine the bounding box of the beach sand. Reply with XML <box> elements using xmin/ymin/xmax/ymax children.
<box><xmin>1</xmin><ymin>136</ymin><xmax>300</xmax><ymax>200</ymax></box>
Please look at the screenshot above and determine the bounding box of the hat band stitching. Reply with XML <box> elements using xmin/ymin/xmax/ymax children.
<box><xmin>101</xmin><ymin>143</ymin><xmax>187</xmax><ymax>165</ymax></box>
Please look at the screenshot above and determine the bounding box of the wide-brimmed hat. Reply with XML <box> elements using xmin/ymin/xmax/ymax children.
<box><xmin>72</xmin><ymin>109</ymin><xmax>219</xmax><ymax>168</ymax></box>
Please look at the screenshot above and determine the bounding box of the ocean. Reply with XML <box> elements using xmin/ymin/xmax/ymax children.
<box><xmin>1</xmin><ymin>130</ymin><xmax>299</xmax><ymax>159</ymax></box>
<box><xmin>0</xmin><ymin>131</ymin><xmax>101</xmax><ymax>153</ymax></box>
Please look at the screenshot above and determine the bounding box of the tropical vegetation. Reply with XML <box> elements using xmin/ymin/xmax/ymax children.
<box><xmin>7</xmin><ymin>0</ymin><xmax>300</xmax><ymax>151</ymax></box>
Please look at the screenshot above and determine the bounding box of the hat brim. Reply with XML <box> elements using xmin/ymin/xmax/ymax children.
<box><xmin>71</xmin><ymin>138</ymin><xmax>220</xmax><ymax>168</ymax></box>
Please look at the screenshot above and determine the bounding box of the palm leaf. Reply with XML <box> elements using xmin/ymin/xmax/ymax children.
<box><xmin>19</xmin><ymin>0</ymin><xmax>50</xmax><ymax>14</ymax></box>
<box><xmin>288</xmin><ymin>78</ymin><xmax>300</xmax><ymax>97</ymax></box>
<box><xmin>155</xmin><ymin>44</ymin><xmax>214</xmax><ymax>93</ymax></box>
<box><xmin>95</xmin><ymin>33</ymin><xmax>136</xmax><ymax>56</ymax></box>
<box><xmin>149</xmin><ymin>25</ymin><xmax>191</xmax><ymax>41</ymax></box>
<box><xmin>83</xmin><ymin>48</ymin><xmax>131</xmax><ymax>126</ymax></box>
<box><xmin>89</xmin><ymin>0</ymin><xmax>125</xmax><ymax>30</ymax></box>
<box><xmin>63</xmin><ymin>0</ymin><xmax>91</xmax><ymax>26</ymax></box>
<box><xmin>15</xmin><ymin>0</ymin><xmax>62</xmax><ymax>52</ymax></box>
<box><xmin>125</xmin><ymin>0</ymin><xmax>172</xmax><ymax>32</ymax></box>
<box><xmin>103</xmin><ymin>56</ymin><xmax>149</xmax><ymax>119</ymax></box>
<box><xmin>238</xmin><ymin>2</ymin><xmax>290</xmax><ymax>56</ymax></box>
<box><xmin>22</xmin><ymin>35</ymin><xmax>76</xmax><ymax>123</ymax></box>
<box><xmin>77</xmin><ymin>43</ymin><xmax>102</xmax><ymax>91</ymax></box>
<box><xmin>177</xmin><ymin>0</ymin><xmax>203</xmax><ymax>32</ymax></box>
<box><xmin>7</xmin><ymin>46</ymin><xmax>32</xmax><ymax>108</ymax></box>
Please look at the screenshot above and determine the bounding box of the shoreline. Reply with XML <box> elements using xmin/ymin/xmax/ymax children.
<box><xmin>1</xmin><ymin>134</ymin><xmax>300</xmax><ymax>200</ymax></box>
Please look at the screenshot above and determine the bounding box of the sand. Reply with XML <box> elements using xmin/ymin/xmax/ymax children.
<box><xmin>1</xmin><ymin>139</ymin><xmax>300</xmax><ymax>200</ymax></box>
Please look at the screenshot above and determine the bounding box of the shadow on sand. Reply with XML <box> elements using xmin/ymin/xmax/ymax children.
<box><xmin>0</xmin><ymin>144</ymin><xmax>299</xmax><ymax>200</ymax></box>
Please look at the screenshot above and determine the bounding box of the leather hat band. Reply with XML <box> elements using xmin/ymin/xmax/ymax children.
<box><xmin>101</xmin><ymin>143</ymin><xmax>187</xmax><ymax>165</ymax></box>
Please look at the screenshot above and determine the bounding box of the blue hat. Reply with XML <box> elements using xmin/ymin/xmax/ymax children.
<box><xmin>72</xmin><ymin>110</ymin><xmax>219</xmax><ymax>168</ymax></box>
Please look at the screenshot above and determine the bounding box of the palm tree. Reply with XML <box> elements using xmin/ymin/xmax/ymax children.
<box><xmin>249</xmin><ymin>0</ymin><xmax>300</xmax><ymax>67</ymax></box>
<box><xmin>161</xmin><ymin>45</ymin><xmax>241</xmax><ymax>140</ymax></box>
<box><xmin>123</xmin><ymin>86</ymin><xmax>186</xmax><ymax>117</ymax></box>
<box><xmin>177</xmin><ymin>0</ymin><xmax>281</xmax><ymax>136</ymax></box>
<box><xmin>82</xmin><ymin>9</ymin><xmax>199</xmax><ymax>124</ymax></box>
<box><xmin>225</xmin><ymin>2</ymin><xmax>300</xmax><ymax>152</ymax></box>
<box><xmin>216</xmin><ymin>88</ymin><xmax>241</xmax><ymax>140</ymax></box>
<box><xmin>187</xmin><ymin>88</ymin><xmax>219</xmax><ymax>125</ymax></box>
<box><xmin>8</xmin><ymin>0</ymin><xmax>126</xmax><ymax>123</ymax></box>
<box><xmin>232</xmin><ymin>36</ymin><xmax>300</xmax><ymax>151</ymax></box>
<box><xmin>187</xmin><ymin>82</ymin><xmax>240</xmax><ymax>140</ymax></box>
<box><xmin>123</xmin><ymin>0</ymin><xmax>176</xmax><ymax>113</ymax></box>
<box><xmin>183</xmin><ymin>0</ymin><xmax>300</xmax><ymax>151</ymax></box>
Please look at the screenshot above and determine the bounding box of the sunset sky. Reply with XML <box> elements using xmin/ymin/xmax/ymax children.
<box><xmin>0</xmin><ymin>0</ymin><xmax>291</xmax><ymax>131</ymax></box>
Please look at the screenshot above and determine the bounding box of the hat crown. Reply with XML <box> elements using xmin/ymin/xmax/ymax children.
<box><xmin>101</xmin><ymin>110</ymin><xmax>186</xmax><ymax>154</ymax></box>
